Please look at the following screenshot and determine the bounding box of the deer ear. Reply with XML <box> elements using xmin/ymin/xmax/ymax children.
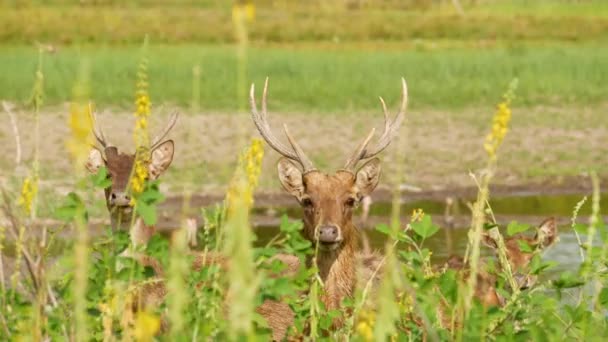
<box><xmin>277</xmin><ymin>158</ymin><xmax>305</xmax><ymax>199</ymax></box>
<box><xmin>482</xmin><ymin>233</ymin><xmax>498</xmax><ymax>250</ymax></box>
<box><xmin>85</xmin><ymin>148</ymin><xmax>104</xmax><ymax>174</ymax></box>
<box><xmin>535</xmin><ymin>217</ymin><xmax>557</xmax><ymax>248</ymax></box>
<box><xmin>355</xmin><ymin>158</ymin><xmax>381</xmax><ymax>197</ymax></box>
<box><xmin>149</xmin><ymin>140</ymin><xmax>174</xmax><ymax>180</ymax></box>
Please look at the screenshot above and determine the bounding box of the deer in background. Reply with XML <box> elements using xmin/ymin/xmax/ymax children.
<box><xmin>439</xmin><ymin>217</ymin><xmax>558</xmax><ymax>327</ymax></box>
<box><xmin>250</xmin><ymin>78</ymin><xmax>407</xmax><ymax>317</ymax></box>
<box><xmin>85</xmin><ymin>111</ymin><xmax>299</xmax><ymax>340</ymax></box>
<box><xmin>85</xmin><ymin>111</ymin><xmax>178</xmax><ymax>247</ymax></box>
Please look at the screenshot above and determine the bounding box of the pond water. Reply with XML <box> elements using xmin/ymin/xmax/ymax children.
<box><xmin>254</xmin><ymin>192</ymin><xmax>607</xmax><ymax>274</ymax></box>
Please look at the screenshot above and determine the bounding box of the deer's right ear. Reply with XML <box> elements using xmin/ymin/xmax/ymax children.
<box><xmin>85</xmin><ymin>148</ymin><xmax>104</xmax><ymax>174</ymax></box>
<box><xmin>355</xmin><ymin>158</ymin><xmax>381</xmax><ymax>197</ymax></box>
<box><xmin>482</xmin><ymin>233</ymin><xmax>498</xmax><ymax>250</ymax></box>
<box><xmin>536</xmin><ymin>217</ymin><xmax>558</xmax><ymax>248</ymax></box>
<box><xmin>277</xmin><ymin>158</ymin><xmax>305</xmax><ymax>199</ymax></box>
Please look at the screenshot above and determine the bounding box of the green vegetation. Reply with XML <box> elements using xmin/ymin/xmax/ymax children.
<box><xmin>1</xmin><ymin>43</ymin><xmax>607</xmax><ymax>110</ymax></box>
<box><xmin>1</xmin><ymin>1</ymin><xmax>607</xmax><ymax>340</ymax></box>
<box><xmin>2</xmin><ymin>1</ymin><xmax>608</xmax><ymax>44</ymax></box>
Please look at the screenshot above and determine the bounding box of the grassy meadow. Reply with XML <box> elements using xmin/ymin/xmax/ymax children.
<box><xmin>1</xmin><ymin>0</ymin><xmax>608</xmax><ymax>341</ymax></box>
<box><xmin>1</xmin><ymin>43</ymin><xmax>608</xmax><ymax>110</ymax></box>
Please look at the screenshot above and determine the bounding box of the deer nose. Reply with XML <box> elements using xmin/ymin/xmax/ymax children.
<box><xmin>110</xmin><ymin>192</ymin><xmax>131</xmax><ymax>207</ymax></box>
<box><xmin>318</xmin><ymin>225</ymin><xmax>339</xmax><ymax>243</ymax></box>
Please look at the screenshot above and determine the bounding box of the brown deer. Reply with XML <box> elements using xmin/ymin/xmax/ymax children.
<box><xmin>85</xmin><ymin>111</ymin><xmax>177</xmax><ymax>247</ymax></box>
<box><xmin>250</xmin><ymin>78</ymin><xmax>407</xmax><ymax>316</ymax></box>
<box><xmin>439</xmin><ymin>217</ymin><xmax>558</xmax><ymax>327</ymax></box>
<box><xmin>85</xmin><ymin>111</ymin><xmax>299</xmax><ymax>340</ymax></box>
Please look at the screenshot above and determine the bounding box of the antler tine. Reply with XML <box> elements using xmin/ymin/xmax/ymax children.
<box><xmin>283</xmin><ymin>125</ymin><xmax>315</xmax><ymax>172</ymax></box>
<box><xmin>250</xmin><ymin>78</ymin><xmax>315</xmax><ymax>171</ymax></box>
<box><xmin>150</xmin><ymin>111</ymin><xmax>179</xmax><ymax>149</ymax></box>
<box><xmin>89</xmin><ymin>104</ymin><xmax>108</xmax><ymax>148</ymax></box>
<box><xmin>343</xmin><ymin>78</ymin><xmax>408</xmax><ymax>170</ymax></box>
<box><xmin>343</xmin><ymin>128</ymin><xmax>376</xmax><ymax>171</ymax></box>
<box><xmin>363</xmin><ymin>78</ymin><xmax>408</xmax><ymax>157</ymax></box>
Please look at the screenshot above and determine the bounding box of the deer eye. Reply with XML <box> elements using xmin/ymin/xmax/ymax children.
<box><xmin>301</xmin><ymin>198</ymin><xmax>313</xmax><ymax>208</ymax></box>
<box><xmin>345</xmin><ymin>197</ymin><xmax>356</xmax><ymax>207</ymax></box>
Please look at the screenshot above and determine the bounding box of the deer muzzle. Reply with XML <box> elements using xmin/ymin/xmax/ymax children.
<box><xmin>109</xmin><ymin>191</ymin><xmax>131</xmax><ymax>208</ymax></box>
<box><xmin>317</xmin><ymin>224</ymin><xmax>343</xmax><ymax>250</ymax></box>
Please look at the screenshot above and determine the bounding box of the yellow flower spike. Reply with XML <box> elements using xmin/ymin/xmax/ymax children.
<box><xmin>130</xmin><ymin>51</ymin><xmax>152</xmax><ymax>200</ymax></box>
<box><xmin>225</xmin><ymin>139</ymin><xmax>265</xmax><ymax>213</ymax></box>
<box><xmin>17</xmin><ymin>176</ymin><xmax>38</xmax><ymax>216</ymax></box>
<box><xmin>484</xmin><ymin>79</ymin><xmax>518</xmax><ymax>160</ymax></box>
<box><xmin>356</xmin><ymin>309</ymin><xmax>376</xmax><ymax>341</ymax></box>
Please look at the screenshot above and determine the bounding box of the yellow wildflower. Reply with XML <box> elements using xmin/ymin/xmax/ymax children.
<box><xmin>232</xmin><ymin>0</ymin><xmax>255</xmax><ymax>23</ymax></box>
<box><xmin>411</xmin><ymin>208</ymin><xmax>425</xmax><ymax>222</ymax></box>
<box><xmin>483</xmin><ymin>79</ymin><xmax>518</xmax><ymax>160</ymax></box>
<box><xmin>66</xmin><ymin>63</ymin><xmax>93</xmax><ymax>174</ymax></box>
<box><xmin>133</xmin><ymin>311</ymin><xmax>161</xmax><ymax>342</ymax></box>
<box><xmin>17</xmin><ymin>176</ymin><xmax>38</xmax><ymax>217</ymax></box>
<box><xmin>356</xmin><ymin>309</ymin><xmax>376</xmax><ymax>341</ymax></box>
<box><xmin>225</xmin><ymin>139</ymin><xmax>265</xmax><ymax>214</ymax></box>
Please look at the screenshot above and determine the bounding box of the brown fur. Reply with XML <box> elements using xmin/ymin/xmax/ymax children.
<box><xmin>437</xmin><ymin>218</ymin><xmax>559</xmax><ymax>329</ymax></box>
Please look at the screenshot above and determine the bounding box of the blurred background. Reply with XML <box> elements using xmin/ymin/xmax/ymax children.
<box><xmin>0</xmin><ymin>0</ymin><xmax>606</xmax><ymax>203</ymax></box>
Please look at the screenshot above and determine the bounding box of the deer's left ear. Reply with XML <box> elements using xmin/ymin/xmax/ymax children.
<box><xmin>355</xmin><ymin>158</ymin><xmax>381</xmax><ymax>197</ymax></box>
<box><xmin>85</xmin><ymin>148</ymin><xmax>104</xmax><ymax>174</ymax></box>
<box><xmin>481</xmin><ymin>233</ymin><xmax>498</xmax><ymax>250</ymax></box>
<box><xmin>535</xmin><ymin>217</ymin><xmax>557</xmax><ymax>248</ymax></box>
<box><xmin>149</xmin><ymin>140</ymin><xmax>174</xmax><ymax>180</ymax></box>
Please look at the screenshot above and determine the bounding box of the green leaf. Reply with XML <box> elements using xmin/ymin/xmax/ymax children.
<box><xmin>517</xmin><ymin>240</ymin><xmax>534</xmax><ymax>253</ymax></box>
<box><xmin>411</xmin><ymin>215</ymin><xmax>440</xmax><ymax>239</ymax></box>
<box><xmin>55</xmin><ymin>192</ymin><xmax>87</xmax><ymax>222</ymax></box>
<box><xmin>553</xmin><ymin>272</ymin><xmax>585</xmax><ymax>289</ymax></box>
<box><xmin>530</xmin><ymin>254</ymin><xmax>557</xmax><ymax>275</ymax></box>
<box><xmin>138</xmin><ymin>181</ymin><xmax>165</xmax><ymax>204</ymax></box>
<box><xmin>507</xmin><ymin>221</ymin><xmax>530</xmax><ymax>236</ymax></box>
<box><xmin>136</xmin><ymin>201</ymin><xmax>157</xmax><ymax>226</ymax></box>
<box><xmin>375</xmin><ymin>224</ymin><xmax>391</xmax><ymax>236</ymax></box>
<box><xmin>599</xmin><ymin>288</ymin><xmax>608</xmax><ymax>307</ymax></box>
<box><xmin>279</xmin><ymin>215</ymin><xmax>302</xmax><ymax>233</ymax></box>
<box><xmin>483</xmin><ymin>222</ymin><xmax>498</xmax><ymax>231</ymax></box>
<box><xmin>91</xmin><ymin>166</ymin><xmax>112</xmax><ymax>189</ymax></box>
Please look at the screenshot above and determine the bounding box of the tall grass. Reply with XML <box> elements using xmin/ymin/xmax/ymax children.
<box><xmin>0</xmin><ymin>44</ymin><xmax>607</xmax><ymax>110</ymax></box>
<box><xmin>0</xmin><ymin>46</ymin><xmax>607</xmax><ymax>341</ymax></box>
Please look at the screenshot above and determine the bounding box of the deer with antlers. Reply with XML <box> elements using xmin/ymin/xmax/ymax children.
<box><xmin>85</xmin><ymin>111</ymin><xmax>300</xmax><ymax>340</ymax></box>
<box><xmin>250</xmin><ymin>78</ymin><xmax>407</xmax><ymax>319</ymax></box>
<box><xmin>85</xmin><ymin>111</ymin><xmax>178</xmax><ymax>247</ymax></box>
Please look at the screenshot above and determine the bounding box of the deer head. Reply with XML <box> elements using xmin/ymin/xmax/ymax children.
<box><xmin>250</xmin><ymin>78</ymin><xmax>407</xmax><ymax>254</ymax></box>
<box><xmin>85</xmin><ymin>111</ymin><xmax>178</xmax><ymax>229</ymax></box>
<box><xmin>483</xmin><ymin>217</ymin><xmax>558</xmax><ymax>290</ymax></box>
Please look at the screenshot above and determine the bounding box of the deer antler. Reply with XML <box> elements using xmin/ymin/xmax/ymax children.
<box><xmin>343</xmin><ymin>78</ymin><xmax>408</xmax><ymax>171</ymax></box>
<box><xmin>89</xmin><ymin>104</ymin><xmax>109</xmax><ymax>149</ymax></box>
<box><xmin>150</xmin><ymin>111</ymin><xmax>179</xmax><ymax>149</ymax></box>
<box><xmin>250</xmin><ymin>78</ymin><xmax>316</xmax><ymax>172</ymax></box>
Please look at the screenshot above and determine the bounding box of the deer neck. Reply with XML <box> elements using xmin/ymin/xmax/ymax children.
<box><xmin>312</xmin><ymin>229</ymin><xmax>359</xmax><ymax>310</ymax></box>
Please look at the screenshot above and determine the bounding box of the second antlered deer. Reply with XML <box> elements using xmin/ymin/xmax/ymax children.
<box><xmin>85</xmin><ymin>111</ymin><xmax>177</xmax><ymax>246</ymax></box>
<box><xmin>250</xmin><ymin>77</ymin><xmax>407</xmax><ymax>317</ymax></box>
<box><xmin>85</xmin><ymin>110</ymin><xmax>299</xmax><ymax>341</ymax></box>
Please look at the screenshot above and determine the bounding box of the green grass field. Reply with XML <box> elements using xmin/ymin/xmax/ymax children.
<box><xmin>1</xmin><ymin>43</ymin><xmax>607</xmax><ymax>111</ymax></box>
